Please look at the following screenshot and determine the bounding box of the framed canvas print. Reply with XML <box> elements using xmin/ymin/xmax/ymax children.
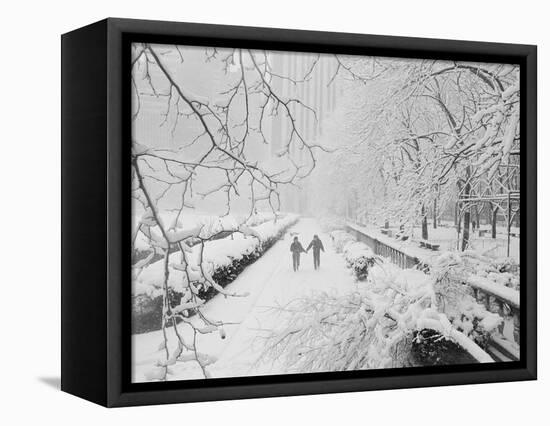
<box><xmin>61</xmin><ymin>18</ymin><xmax>537</xmax><ymax>407</ymax></box>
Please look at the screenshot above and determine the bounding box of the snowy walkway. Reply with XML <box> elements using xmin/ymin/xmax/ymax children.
<box><xmin>132</xmin><ymin>218</ymin><xmax>357</xmax><ymax>382</ymax></box>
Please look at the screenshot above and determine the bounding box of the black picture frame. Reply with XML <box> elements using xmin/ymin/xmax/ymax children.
<box><xmin>61</xmin><ymin>17</ymin><xmax>537</xmax><ymax>407</ymax></box>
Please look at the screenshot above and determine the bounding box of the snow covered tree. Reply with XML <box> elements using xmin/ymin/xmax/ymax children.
<box><xmin>310</xmin><ymin>56</ymin><xmax>519</xmax><ymax>248</ymax></box>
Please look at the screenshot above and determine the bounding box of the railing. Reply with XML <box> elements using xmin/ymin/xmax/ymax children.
<box><xmin>345</xmin><ymin>224</ymin><xmax>420</xmax><ymax>269</ymax></box>
<box><xmin>346</xmin><ymin>222</ymin><xmax>520</xmax><ymax>361</ymax></box>
<box><xmin>468</xmin><ymin>278</ymin><xmax>520</xmax><ymax>359</ymax></box>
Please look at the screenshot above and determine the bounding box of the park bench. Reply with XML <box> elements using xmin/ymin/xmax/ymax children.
<box><xmin>380</xmin><ymin>228</ymin><xmax>389</xmax><ymax>235</ymax></box>
<box><xmin>419</xmin><ymin>240</ymin><xmax>440</xmax><ymax>251</ymax></box>
<box><xmin>395</xmin><ymin>230</ymin><xmax>409</xmax><ymax>241</ymax></box>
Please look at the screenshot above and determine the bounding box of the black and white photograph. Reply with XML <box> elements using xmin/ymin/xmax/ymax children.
<box><xmin>130</xmin><ymin>43</ymin><xmax>522</xmax><ymax>382</ymax></box>
<box><xmin>1</xmin><ymin>0</ymin><xmax>546</xmax><ymax>421</ymax></box>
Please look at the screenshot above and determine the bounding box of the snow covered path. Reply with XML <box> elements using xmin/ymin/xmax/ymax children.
<box><xmin>132</xmin><ymin>218</ymin><xmax>358</xmax><ymax>382</ymax></box>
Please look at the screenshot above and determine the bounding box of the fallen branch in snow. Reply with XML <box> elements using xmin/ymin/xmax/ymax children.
<box><xmin>257</xmin><ymin>252</ymin><xmax>498</xmax><ymax>372</ymax></box>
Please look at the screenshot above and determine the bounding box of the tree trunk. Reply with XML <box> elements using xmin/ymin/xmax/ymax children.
<box><xmin>457</xmin><ymin>203</ymin><xmax>462</xmax><ymax>250</ymax></box>
<box><xmin>454</xmin><ymin>203</ymin><xmax>458</xmax><ymax>227</ymax></box>
<box><xmin>433</xmin><ymin>198</ymin><xmax>438</xmax><ymax>229</ymax></box>
<box><xmin>461</xmin><ymin>167</ymin><xmax>471</xmax><ymax>251</ymax></box>
<box><xmin>492</xmin><ymin>207</ymin><xmax>498</xmax><ymax>239</ymax></box>
<box><xmin>384</xmin><ymin>220</ymin><xmax>389</xmax><ymax>229</ymax></box>
<box><xmin>421</xmin><ymin>204</ymin><xmax>429</xmax><ymax>240</ymax></box>
<box><xmin>462</xmin><ymin>210</ymin><xmax>470</xmax><ymax>251</ymax></box>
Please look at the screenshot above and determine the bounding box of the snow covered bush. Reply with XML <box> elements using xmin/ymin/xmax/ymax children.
<box><xmin>132</xmin><ymin>212</ymin><xmax>278</xmax><ymax>262</ymax></box>
<box><xmin>342</xmin><ymin>241</ymin><xmax>378</xmax><ymax>281</ymax></box>
<box><xmin>331</xmin><ymin>230</ymin><xmax>378</xmax><ymax>280</ymax></box>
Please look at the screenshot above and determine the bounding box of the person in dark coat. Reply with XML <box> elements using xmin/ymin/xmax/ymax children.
<box><xmin>290</xmin><ymin>236</ymin><xmax>306</xmax><ymax>272</ymax></box>
<box><xmin>306</xmin><ymin>234</ymin><xmax>325</xmax><ymax>270</ymax></box>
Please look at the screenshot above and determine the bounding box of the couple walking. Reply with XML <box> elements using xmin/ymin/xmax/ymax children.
<box><xmin>290</xmin><ymin>235</ymin><xmax>325</xmax><ymax>272</ymax></box>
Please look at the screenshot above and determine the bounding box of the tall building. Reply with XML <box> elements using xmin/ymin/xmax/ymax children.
<box><xmin>268</xmin><ymin>51</ymin><xmax>341</xmax><ymax>214</ymax></box>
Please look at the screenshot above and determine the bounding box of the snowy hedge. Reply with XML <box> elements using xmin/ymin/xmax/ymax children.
<box><xmin>331</xmin><ymin>230</ymin><xmax>378</xmax><ymax>281</ymax></box>
<box><xmin>132</xmin><ymin>212</ymin><xmax>280</xmax><ymax>264</ymax></box>
<box><xmin>132</xmin><ymin>214</ymin><xmax>298</xmax><ymax>333</ymax></box>
<box><xmin>197</xmin><ymin>217</ymin><xmax>299</xmax><ymax>302</ymax></box>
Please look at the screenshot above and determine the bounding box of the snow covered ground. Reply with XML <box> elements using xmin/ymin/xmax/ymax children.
<box><xmin>132</xmin><ymin>218</ymin><xmax>358</xmax><ymax>382</ymax></box>
<box><xmin>132</xmin><ymin>217</ymin><xmax>518</xmax><ymax>382</ymax></box>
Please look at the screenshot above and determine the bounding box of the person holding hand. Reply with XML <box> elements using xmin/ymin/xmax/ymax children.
<box><xmin>306</xmin><ymin>234</ymin><xmax>325</xmax><ymax>270</ymax></box>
